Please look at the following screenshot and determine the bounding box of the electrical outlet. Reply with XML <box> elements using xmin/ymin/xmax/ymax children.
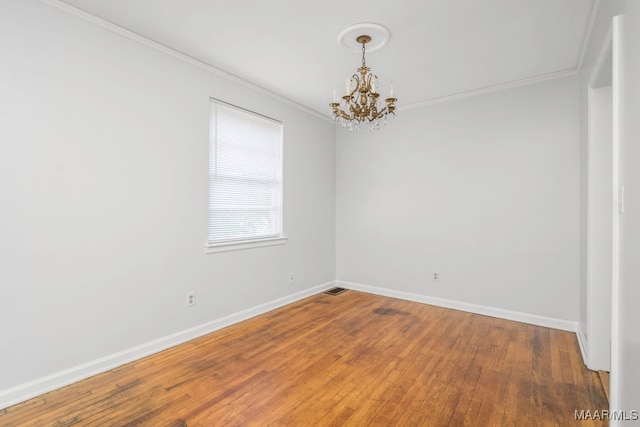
<box><xmin>186</xmin><ymin>291</ymin><xmax>196</xmax><ymax>307</ymax></box>
<box><xmin>289</xmin><ymin>273</ymin><xmax>295</xmax><ymax>284</ymax></box>
<box><xmin>433</xmin><ymin>272</ymin><xmax>440</xmax><ymax>282</ymax></box>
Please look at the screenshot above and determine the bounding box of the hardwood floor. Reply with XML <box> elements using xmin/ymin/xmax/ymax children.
<box><xmin>1</xmin><ymin>291</ymin><xmax>608</xmax><ymax>426</ymax></box>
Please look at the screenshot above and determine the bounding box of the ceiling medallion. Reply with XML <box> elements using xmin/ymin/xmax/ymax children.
<box><xmin>330</xmin><ymin>23</ymin><xmax>397</xmax><ymax>131</ymax></box>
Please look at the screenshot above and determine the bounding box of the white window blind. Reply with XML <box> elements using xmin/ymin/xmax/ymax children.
<box><xmin>208</xmin><ymin>100</ymin><xmax>284</xmax><ymax>246</ymax></box>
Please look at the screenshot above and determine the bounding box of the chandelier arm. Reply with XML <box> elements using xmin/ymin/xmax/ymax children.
<box><xmin>350</xmin><ymin>73</ymin><xmax>360</xmax><ymax>97</ymax></box>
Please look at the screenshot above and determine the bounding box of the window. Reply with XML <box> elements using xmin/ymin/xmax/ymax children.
<box><xmin>206</xmin><ymin>99</ymin><xmax>286</xmax><ymax>253</ymax></box>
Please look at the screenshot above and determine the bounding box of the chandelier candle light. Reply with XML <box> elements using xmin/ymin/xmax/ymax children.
<box><xmin>330</xmin><ymin>34</ymin><xmax>397</xmax><ymax>131</ymax></box>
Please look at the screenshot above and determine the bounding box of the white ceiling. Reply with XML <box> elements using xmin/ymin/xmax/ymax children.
<box><xmin>58</xmin><ymin>0</ymin><xmax>596</xmax><ymax>116</ymax></box>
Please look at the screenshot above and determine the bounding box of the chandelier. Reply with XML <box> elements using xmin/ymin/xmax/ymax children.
<box><xmin>330</xmin><ymin>34</ymin><xmax>397</xmax><ymax>131</ymax></box>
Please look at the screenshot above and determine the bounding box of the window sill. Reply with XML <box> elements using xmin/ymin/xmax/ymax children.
<box><xmin>205</xmin><ymin>236</ymin><xmax>288</xmax><ymax>254</ymax></box>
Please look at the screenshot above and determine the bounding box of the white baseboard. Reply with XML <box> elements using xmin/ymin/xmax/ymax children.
<box><xmin>0</xmin><ymin>281</ymin><xmax>336</xmax><ymax>411</ymax></box>
<box><xmin>1</xmin><ymin>279</ymin><xmax>580</xmax><ymax>410</ymax></box>
<box><xmin>576</xmin><ymin>328</ymin><xmax>589</xmax><ymax>365</ymax></box>
<box><xmin>338</xmin><ymin>280</ymin><xmax>579</xmax><ymax>333</ymax></box>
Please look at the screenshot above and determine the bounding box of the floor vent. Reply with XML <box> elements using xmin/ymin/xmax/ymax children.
<box><xmin>325</xmin><ymin>287</ymin><xmax>348</xmax><ymax>296</ymax></box>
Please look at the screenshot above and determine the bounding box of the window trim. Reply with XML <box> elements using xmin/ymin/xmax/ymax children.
<box><xmin>205</xmin><ymin>98</ymin><xmax>286</xmax><ymax>254</ymax></box>
<box><xmin>205</xmin><ymin>235</ymin><xmax>288</xmax><ymax>254</ymax></box>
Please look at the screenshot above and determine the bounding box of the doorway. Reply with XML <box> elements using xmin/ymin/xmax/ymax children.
<box><xmin>585</xmin><ymin>19</ymin><xmax>621</xmax><ymax>406</ymax></box>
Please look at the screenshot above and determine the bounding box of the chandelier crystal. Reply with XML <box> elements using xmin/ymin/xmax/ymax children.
<box><xmin>330</xmin><ymin>35</ymin><xmax>397</xmax><ymax>131</ymax></box>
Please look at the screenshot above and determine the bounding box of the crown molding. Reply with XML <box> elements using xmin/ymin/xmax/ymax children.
<box><xmin>38</xmin><ymin>0</ymin><xmax>591</xmax><ymax>121</ymax></box>
<box><xmin>36</xmin><ymin>0</ymin><xmax>329</xmax><ymax>122</ymax></box>
<box><xmin>576</xmin><ymin>0</ymin><xmax>602</xmax><ymax>70</ymax></box>
<box><xmin>399</xmin><ymin>68</ymin><xmax>579</xmax><ymax>112</ymax></box>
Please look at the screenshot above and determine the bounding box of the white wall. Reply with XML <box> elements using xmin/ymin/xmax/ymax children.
<box><xmin>0</xmin><ymin>0</ymin><xmax>335</xmax><ymax>404</ymax></box>
<box><xmin>336</xmin><ymin>76</ymin><xmax>581</xmax><ymax>324</ymax></box>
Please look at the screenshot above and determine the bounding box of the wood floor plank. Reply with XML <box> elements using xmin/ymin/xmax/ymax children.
<box><xmin>0</xmin><ymin>291</ymin><xmax>607</xmax><ymax>426</ymax></box>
